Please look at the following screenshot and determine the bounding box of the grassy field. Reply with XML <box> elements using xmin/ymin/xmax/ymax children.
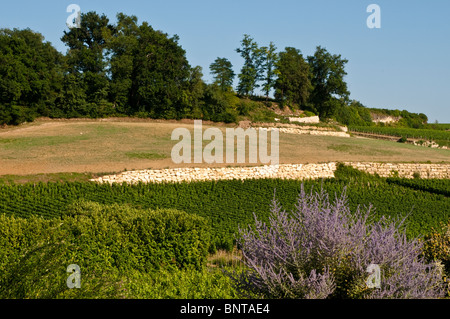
<box><xmin>0</xmin><ymin>118</ymin><xmax>448</xmax><ymax>178</ymax></box>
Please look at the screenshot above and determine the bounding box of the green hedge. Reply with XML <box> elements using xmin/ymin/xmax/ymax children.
<box><xmin>0</xmin><ymin>201</ymin><xmax>211</xmax><ymax>298</ymax></box>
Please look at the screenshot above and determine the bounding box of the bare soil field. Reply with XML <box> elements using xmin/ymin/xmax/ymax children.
<box><xmin>0</xmin><ymin>118</ymin><xmax>448</xmax><ymax>176</ymax></box>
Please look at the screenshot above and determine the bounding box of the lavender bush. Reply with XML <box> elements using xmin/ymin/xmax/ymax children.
<box><xmin>231</xmin><ymin>185</ymin><xmax>446</xmax><ymax>299</ymax></box>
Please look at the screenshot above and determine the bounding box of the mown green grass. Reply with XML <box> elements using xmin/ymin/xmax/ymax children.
<box><xmin>0</xmin><ymin>135</ymin><xmax>90</xmax><ymax>151</ymax></box>
<box><xmin>125</xmin><ymin>152</ymin><xmax>168</xmax><ymax>160</ymax></box>
<box><xmin>0</xmin><ymin>172</ymin><xmax>115</xmax><ymax>185</ymax></box>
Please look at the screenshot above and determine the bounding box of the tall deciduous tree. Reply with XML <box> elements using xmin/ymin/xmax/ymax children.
<box><xmin>236</xmin><ymin>34</ymin><xmax>264</xmax><ymax>97</ymax></box>
<box><xmin>307</xmin><ymin>46</ymin><xmax>349</xmax><ymax>118</ymax></box>
<box><xmin>106</xmin><ymin>13</ymin><xmax>139</xmax><ymax>114</ymax></box>
<box><xmin>0</xmin><ymin>28</ymin><xmax>64</xmax><ymax>124</ymax></box>
<box><xmin>261</xmin><ymin>42</ymin><xmax>278</xmax><ymax>99</ymax></box>
<box><xmin>210</xmin><ymin>57</ymin><xmax>235</xmax><ymax>92</ymax></box>
<box><xmin>107</xmin><ymin>13</ymin><xmax>191</xmax><ymax>118</ymax></box>
<box><xmin>274</xmin><ymin>47</ymin><xmax>311</xmax><ymax>108</ymax></box>
<box><xmin>182</xmin><ymin>65</ymin><xmax>205</xmax><ymax>118</ymax></box>
<box><xmin>61</xmin><ymin>12</ymin><xmax>114</xmax><ymax>108</ymax></box>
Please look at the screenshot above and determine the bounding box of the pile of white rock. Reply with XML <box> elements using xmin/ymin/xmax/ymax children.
<box><xmin>91</xmin><ymin>163</ymin><xmax>338</xmax><ymax>184</ymax></box>
<box><xmin>90</xmin><ymin>162</ymin><xmax>450</xmax><ymax>185</ymax></box>
<box><xmin>259</xmin><ymin>127</ymin><xmax>350</xmax><ymax>138</ymax></box>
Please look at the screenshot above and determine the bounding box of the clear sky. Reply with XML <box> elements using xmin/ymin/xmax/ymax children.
<box><xmin>1</xmin><ymin>0</ymin><xmax>449</xmax><ymax>123</ymax></box>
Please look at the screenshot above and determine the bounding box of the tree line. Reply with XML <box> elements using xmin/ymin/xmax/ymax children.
<box><xmin>211</xmin><ymin>34</ymin><xmax>350</xmax><ymax>119</ymax></box>
<box><xmin>0</xmin><ymin>11</ymin><xmax>427</xmax><ymax>127</ymax></box>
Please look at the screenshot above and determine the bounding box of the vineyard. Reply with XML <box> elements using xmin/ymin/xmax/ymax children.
<box><xmin>1</xmin><ymin>165</ymin><xmax>449</xmax><ymax>251</ymax></box>
<box><xmin>387</xmin><ymin>178</ymin><xmax>450</xmax><ymax>197</ymax></box>
<box><xmin>349</xmin><ymin>126</ymin><xmax>450</xmax><ymax>147</ymax></box>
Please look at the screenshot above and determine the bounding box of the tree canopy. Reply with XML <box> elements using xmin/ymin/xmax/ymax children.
<box><xmin>307</xmin><ymin>46</ymin><xmax>350</xmax><ymax>118</ymax></box>
<box><xmin>210</xmin><ymin>57</ymin><xmax>235</xmax><ymax>92</ymax></box>
<box><xmin>274</xmin><ymin>47</ymin><xmax>311</xmax><ymax>107</ymax></box>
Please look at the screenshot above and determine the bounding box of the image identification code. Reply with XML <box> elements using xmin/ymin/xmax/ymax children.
<box><xmin>180</xmin><ymin>303</ymin><xmax>270</xmax><ymax>316</ymax></box>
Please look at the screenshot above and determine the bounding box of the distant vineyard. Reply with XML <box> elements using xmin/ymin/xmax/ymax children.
<box><xmin>349</xmin><ymin>126</ymin><xmax>450</xmax><ymax>147</ymax></box>
<box><xmin>387</xmin><ymin>178</ymin><xmax>450</xmax><ymax>197</ymax></box>
<box><xmin>1</xmin><ymin>172</ymin><xmax>449</xmax><ymax>251</ymax></box>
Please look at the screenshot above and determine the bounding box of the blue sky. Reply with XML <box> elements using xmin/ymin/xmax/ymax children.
<box><xmin>1</xmin><ymin>0</ymin><xmax>449</xmax><ymax>122</ymax></box>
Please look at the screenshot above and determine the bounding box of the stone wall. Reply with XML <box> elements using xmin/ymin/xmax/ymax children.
<box><xmin>275</xmin><ymin>128</ymin><xmax>350</xmax><ymax>138</ymax></box>
<box><xmin>288</xmin><ymin>116</ymin><xmax>320</xmax><ymax>124</ymax></box>
<box><xmin>345</xmin><ymin>162</ymin><xmax>450</xmax><ymax>179</ymax></box>
<box><xmin>91</xmin><ymin>162</ymin><xmax>449</xmax><ymax>184</ymax></box>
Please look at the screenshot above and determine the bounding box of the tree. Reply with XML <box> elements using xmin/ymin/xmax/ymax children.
<box><xmin>274</xmin><ymin>47</ymin><xmax>311</xmax><ymax>108</ymax></box>
<box><xmin>61</xmin><ymin>12</ymin><xmax>115</xmax><ymax>109</ymax></box>
<box><xmin>0</xmin><ymin>28</ymin><xmax>64</xmax><ymax>124</ymax></box>
<box><xmin>307</xmin><ymin>46</ymin><xmax>350</xmax><ymax>119</ymax></box>
<box><xmin>261</xmin><ymin>42</ymin><xmax>278</xmax><ymax>99</ymax></box>
<box><xmin>209</xmin><ymin>57</ymin><xmax>235</xmax><ymax>92</ymax></box>
<box><xmin>106</xmin><ymin>13</ymin><xmax>140</xmax><ymax>114</ymax></box>
<box><xmin>236</xmin><ymin>34</ymin><xmax>264</xmax><ymax>96</ymax></box>
<box><xmin>182</xmin><ymin>65</ymin><xmax>205</xmax><ymax>118</ymax></box>
<box><xmin>124</xmin><ymin>20</ymin><xmax>191</xmax><ymax>118</ymax></box>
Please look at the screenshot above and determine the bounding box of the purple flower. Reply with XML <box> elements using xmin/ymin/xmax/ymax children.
<box><xmin>230</xmin><ymin>185</ymin><xmax>446</xmax><ymax>299</ymax></box>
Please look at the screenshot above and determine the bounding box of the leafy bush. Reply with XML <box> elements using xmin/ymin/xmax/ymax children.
<box><xmin>398</xmin><ymin>136</ymin><xmax>408</xmax><ymax>143</ymax></box>
<box><xmin>422</xmin><ymin>221</ymin><xmax>450</xmax><ymax>296</ymax></box>
<box><xmin>123</xmin><ymin>267</ymin><xmax>240</xmax><ymax>299</ymax></box>
<box><xmin>230</xmin><ymin>186</ymin><xmax>446</xmax><ymax>299</ymax></box>
<box><xmin>0</xmin><ymin>201</ymin><xmax>211</xmax><ymax>298</ymax></box>
<box><xmin>334</xmin><ymin>102</ymin><xmax>373</xmax><ymax>126</ymax></box>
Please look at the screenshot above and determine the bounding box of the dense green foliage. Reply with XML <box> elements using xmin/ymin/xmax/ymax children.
<box><xmin>210</xmin><ymin>57</ymin><xmax>235</xmax><ymax>92</ymax></box>
<box><xmin>387</xmin><ymin>178</ymin><xmax>450</xmax><ymax>197</ymax></box>
<box><xmin>260</xmin><ymin>42</ymin><xmax>278</xmax><ymax>99</ymax></box>
<box><xmin>349</xmin><ymin>126</ymin><xmax>450</xmax><ymax>147</ymax></box>
<box><xmin>0</xmin><ymin>28</ymin><xmax>65</xmax><ymax>124</ymax></box>
<box><xmin>0</xmin><ymin>167</ymin><xmax>448</xmax><ymax>252</ymax></box>
<box><xmin>307</xmin><ymin>46</ymin><xmax>350</xmax><ymax>118</ymax></box>
<box><xmin>429</xmin><ymin>124</ymin><xmax>450</xmax><ymax>130</ymax></box>
<box><xmin>273</xmin><ymin>47</ymin><xmax>311</xmax><ymax>108</ymax></box>
<box><xmin>422</xmin><ymin>220</ymin><xmax>450</xmax><ymax>296</ymax></box>
<box><xmin>236</xmin><ymin>34</ymin><xmax>265</xmax><ymax>96</ymax></box>
<box><xmin>61</xmin><ymin>12</ymin><xmax>113</xmax><ymax>116</ymax></box>
<box><xmin>334</xmin><ymin>100</ymin><xmax>373</xmax><ymax>126</ymax></box>
<box><xmin>0</xmin><ymin>201</ymin><xmax>212</xmax><ymax>298</ymax></box>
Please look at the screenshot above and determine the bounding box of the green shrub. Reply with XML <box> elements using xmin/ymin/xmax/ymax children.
<box><xmin>0</xmin><ymin>201</ymin><xmax>211</xmax><ymax>298</ymax></box>
<box><xmin>123</xmin><ymin>267</ymin><xmax>241</xmax><ymax>299</ymax></box>
<box><xmin>398</xmin><ymin>136</ymin><xmax>408</xmax><ymax>143</ymax></box>
<box><xmin>423</xmin><ymin>221</ymin><xmax>450</xmax><ymax>276</ymax></box>
<box><xmin>422</xmin><ymin>221</ymin><xmax>450</xmax><ymax>297</ymax></box>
